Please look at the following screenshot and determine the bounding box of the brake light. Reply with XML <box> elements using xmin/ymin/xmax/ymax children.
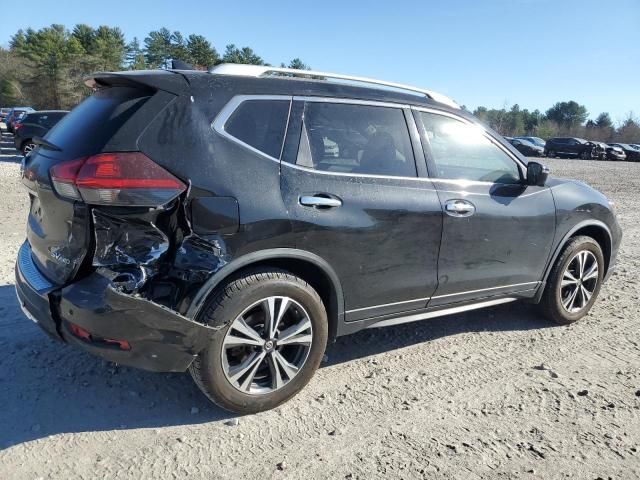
<box><xmin>14</xmin><ymin>123</ymin><xmax>22</xmax><ymax>130</ymax></box>
<box><xmin>50</xmin><ymin>152</ymin><xmax>186</xmax><ymax>206</ymax></box>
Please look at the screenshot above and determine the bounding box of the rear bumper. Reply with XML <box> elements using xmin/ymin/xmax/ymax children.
<box><xmin>15</xmin><ymin>242</ymin><xmax>62</xmax><ymax>341</ymax></box>
<box><xmin>15</xmin><ymin>241</ymin><xmax>216</xmax><ymax>372</ymax></box>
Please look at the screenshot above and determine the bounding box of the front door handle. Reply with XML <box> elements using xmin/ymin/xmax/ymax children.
<box><xmin>299</xmin><ymin>195</ymin><xmax>342</xmax><ymax>208</ymax></box>
<box><xmin>444</xmin><ymin>199</ymin><xmax>476</xmax><ymax>217</ymax></box>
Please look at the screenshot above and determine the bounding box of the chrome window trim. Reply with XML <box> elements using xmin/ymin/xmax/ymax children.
<box><xmin>411</xmin><ymin>106</ymin><xmax>528</xmax><ymax>174</ymax></box>
<box><xmin>211</xmin><ymin>95</ymin><xmax>527</xmax><ymax>186</ymax></box>
<box><xmin>284</xmin><ymin>161</ymin><xmax>436</xmax><ymax>183</ymax></box>
<box><xmin>367</xmin><ymin>298</ymin><xmax>517</xmax><ymax>329</ymax></box>
<box><xmin>345</xmin><ymin>281</ymin><xmax>539</xmax><ymax>314</ymax></box>
<box><xmin>211</xmin><ymin>94</ymin><xmax>293</xmax><ymax>163</ymax></box>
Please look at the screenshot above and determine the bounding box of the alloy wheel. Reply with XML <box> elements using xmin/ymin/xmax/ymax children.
<box><xmin>560</xmin><ymin>250</ymin><xmax>599</xmax><ymax>313</ymax></box>
<box><xmin>23</xmin><ymin>142</ymin><xmax>36</xmax><ymax>155</ymax></box>
<box><xmin>221</xmin><ymin>296</ymin><xmax>313</xmax><ymax>395</ymax></box>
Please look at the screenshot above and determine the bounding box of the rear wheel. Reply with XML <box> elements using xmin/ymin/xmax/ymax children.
<box><xmin>189</xmin><ymin>268</ymin><xmax>328</xmax><ymax>414</ymax></box>
<box><xmin>539</xmin><ymin>236</ymin><xmax>604</xmax><ymax>325</ymax></box>
<box><xmin>547</xmin><ymin>150</ymin><xmax>556</xmax><ymax>158</ymax></box>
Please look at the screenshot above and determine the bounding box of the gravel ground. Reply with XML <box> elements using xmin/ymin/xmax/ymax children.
<box><xmin>0</xmin><ymin>127</ymin><xmax>638</xmax><ymax>479</ymax></box>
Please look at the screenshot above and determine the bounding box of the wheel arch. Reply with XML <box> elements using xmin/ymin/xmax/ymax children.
<box><xmin>536</xmin><ymin>220</ymin><xmax>612</xmax><ymax>301</ymax></box>
<box><xmin>186</xmin><ymin>249</ymin><xmax>345</xmax><ymax>341</ymax></box>
<box><xmin>19</xmin><ymin>137</ymin><xmax>32</xmax><ymax>152</ymax></box>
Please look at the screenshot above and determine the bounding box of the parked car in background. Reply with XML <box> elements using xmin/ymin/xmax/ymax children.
<box><xmin>1</xmin><ymin>107</ymin><xmax>11</xmax><ymax>122</ymax></box>
<box><xmin>591</xmin><ymin>142</ymin><xmax>605</xmax><ymax>160</ymax></box>
<box><xmin>604</xmin><ymin>144</ymin><xmax>626</xmax><ymax>161</ymax></box>
<box><xmin>6</xmin><ymin>107</ymin><xmax>34</xmax><ymax>133</ymax></box>
<box><xmin>609</xmin><ymin>143</ymin><xmax>640</xmax><ymax>162</ymax></box>
<box><xmin>16</xmin><ymin>64</ymin><xmax>621</xmax><ymax>414</ymax></box>
<box><xmin>13</xmin><ymin>110</ymin><xmax>69</xmax><ymax>155</ymax></box>
<box><xmin>544</xmin><ymin>137</ymin><xmax>601</xmax><ymax>159</ymax></box>
<box><xmin>508</xmin><ymin>137</ymin><xmax>544</xmax><ymax>157</ymax></box>
<box><xmin>514</xmin><ymin>136</ymin><xmax>546</xmax><ymax>149</ymax></box>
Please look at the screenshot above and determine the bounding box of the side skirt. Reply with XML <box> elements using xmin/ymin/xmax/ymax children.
<box><xmin>367</xmin><ymin>297</ymin><xmax>516</xmax><ymax>329</ymax></box>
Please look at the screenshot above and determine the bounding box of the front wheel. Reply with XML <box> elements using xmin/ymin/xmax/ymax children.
<box><xmin>539</xmin><ymin>236</ymin><xmax>604</xmax><ymax>325</ymax></box>
<box><xmin>189</xmin><ymin>268</ymin><xmax>328</xmax><ymax>414</ymax></box>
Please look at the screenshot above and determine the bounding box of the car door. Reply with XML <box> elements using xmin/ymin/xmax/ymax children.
<box><xmin>413</xmin><ymin>108</ymin><xmax>556</xmax><ymax>307</ymax></box>
<box><xmin>280</xmin><ymin>98</ymin><xmax>443</xmax><ymax>321</ymax></box>
<box><xmin>565</xmin><ymin>138</ymin><xmax>578</xmax><ymax>156</ymax></box>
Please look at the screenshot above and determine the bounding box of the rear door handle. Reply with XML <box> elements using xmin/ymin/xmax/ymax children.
<box><xmin>299</xmin><ymin>195</ymin><xmax>342</xmax><ymax>208</ymax></box>
<box><xmin>444</xmin><ymin>199</ymin><xmax>476</xmax><ymax>217</ymax></box>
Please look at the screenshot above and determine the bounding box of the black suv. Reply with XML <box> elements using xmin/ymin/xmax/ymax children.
<box><xmin>608</xmin><ymin>143</ymin><xmax>640</xmax><ymax>162</ymax></box>
<box><xmin>15</xmin><ymin>65</ymin><xmax>622</xmax><ymax>413</ymax></box>
<box><xmin>13</xmin><ymin>110</ymin><xmax>68</xmax><ymax>155</ymax></box>
<box><xmin>544</xmin><ymin>137</ymin><xmax>601</xmax><ymax>159</ymax></box>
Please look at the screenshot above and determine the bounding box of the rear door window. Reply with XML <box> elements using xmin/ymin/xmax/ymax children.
<box><xmin>224</xmin><ymin>99</ymin><xmax>290</xmax><ymax>159</ymax></box>
<box><xmin>296</xmin><ymin>102</ymin><xmax>416</xmax><ymax>178</ymax></box>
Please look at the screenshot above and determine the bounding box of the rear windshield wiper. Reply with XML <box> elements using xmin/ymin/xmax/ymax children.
<box><xmin>33</xmin><ymin>136</ymin><xmax>62</xmax><ymax>152</ymax></box>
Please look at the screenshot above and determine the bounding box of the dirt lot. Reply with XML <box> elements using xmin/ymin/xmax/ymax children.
<box><xmin>0</xmin><ymin>128</ymin><xmax>638</xmax><ymax>479</ymax></box>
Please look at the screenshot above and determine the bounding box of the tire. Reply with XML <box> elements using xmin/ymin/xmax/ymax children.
<box><xmin>539</xmin><ymin>236</ymin><xmax>604</xmax><ymax>325</ymax></box>
<box><xmin>189</xmin><ymin>268</ymin><xmax>328</xmax><ymax>414</ymax></box>
<box><xmin>580</xmin><ymin>150</ymin><xmax>590</xmax><ymax>160</ymax></box>
<box><xmin>547</xmin><ymin>150</ymin><xmax>556</xmax><ymax>158</ymax></box>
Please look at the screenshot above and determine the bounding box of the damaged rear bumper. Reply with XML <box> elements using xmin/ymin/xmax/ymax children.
<box><xmin>15</xmin><ymin>241</ymin><xmax>217</xmax><ymax>372</ymax></box>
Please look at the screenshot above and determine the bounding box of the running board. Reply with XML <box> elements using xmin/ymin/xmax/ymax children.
<box><xmin>367</xmin><ymin>298</ymin><xmax>517</xmax><ymax>329</ymax></box>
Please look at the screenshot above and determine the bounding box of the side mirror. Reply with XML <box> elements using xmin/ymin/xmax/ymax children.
<box><xmin>526</xmin><ymin>161</ymin><xmax>550</xmax><ymax>187</ymax></box>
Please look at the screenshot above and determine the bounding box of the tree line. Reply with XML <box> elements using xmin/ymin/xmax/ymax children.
<box><xmin>469</xmin><ymin>101</ymin><xmax>639</xmax><ymax>144</ymax></box>
<box><xmin>1</xmin><ymin>23</ymin><xmax>638</xmax><ymax>143</ymax></box>
<box><xmin>0</xmin><ymin>24</ymin><xmax>309</xmax><ymax>110</ymax></box>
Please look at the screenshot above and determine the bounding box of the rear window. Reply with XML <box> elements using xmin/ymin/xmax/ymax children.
<box><xmin>43</xmin><ymin>87</ymin><xmax>150</xmax><ymax>159</ymax></box>
<box><xmin>224</xmin><ymin>100</ymin><xmax>290</xmax><ymax>159</ymax></box>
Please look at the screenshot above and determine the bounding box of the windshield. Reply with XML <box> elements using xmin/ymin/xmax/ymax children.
<box><xmin>515</xmin><ymin>136</ymin><xmax>545</xmax><ymax>147</ymax></box>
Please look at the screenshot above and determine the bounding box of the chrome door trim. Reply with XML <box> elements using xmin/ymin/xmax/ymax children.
<box><xmin>430</xmin><ymin>281</ymin><xmax>540</xmax><ymax>300</ymax></box>
<box><xmin>367</xmin><ymin>297</ymin><xmax>517</xmax><ymax>329</ymax></box>
<box><xmin>283</xmin><ymin>161</ymin><xmax>434</xmax><ymax>183</ymax></box>
<box><xmin>346</xmin><ymin>296</ymin><xmax>432</xmax><ymax>314</ymax></box>
<box><xmin>345</xmin><ymin>281</ymin><xmax>540</xmax><ymax>315</ymax></box>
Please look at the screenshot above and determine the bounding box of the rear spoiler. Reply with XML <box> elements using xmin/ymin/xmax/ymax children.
<box><xmin>84</xmin><ymin>70</ymin><xmax>192</xmax><ymax>95</ymax></box>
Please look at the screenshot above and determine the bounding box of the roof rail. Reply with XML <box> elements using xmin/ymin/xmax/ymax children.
<box><xmin>209</xmin><ymin>63</ymin><xmax>459</xmax><ymax>109</ymax></box>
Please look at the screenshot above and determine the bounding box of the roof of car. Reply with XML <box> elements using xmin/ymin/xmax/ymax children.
<box><xmin>164</xmin><ymin>68</ymin><xmax>461</xmax><ymax>114</ymax></box>
<box><xmin>208</xmin><ymin>64</ymin><xmax>460</xmax><ymax>109</ymax></box>
<box><xmin>26</xmin><ymin>110</ymin><xmax>69</xmax><ymax>115</ymax></box>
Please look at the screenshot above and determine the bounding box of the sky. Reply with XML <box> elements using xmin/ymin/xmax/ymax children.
<box><xmin>1</xmin><ymin>0</ymin><xmax>639</xmax><ymax>123</ymax></box>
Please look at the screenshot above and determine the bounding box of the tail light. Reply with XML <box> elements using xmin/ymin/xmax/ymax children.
<box><xmin>50</xmin><ymin>152</ymin><xmax>186</xmax><ymax>206</ymax></box>
<box><xmin>14</xmin><ymin>123</ymin><xmax>22</xmax><ymax>130</ymax></box>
